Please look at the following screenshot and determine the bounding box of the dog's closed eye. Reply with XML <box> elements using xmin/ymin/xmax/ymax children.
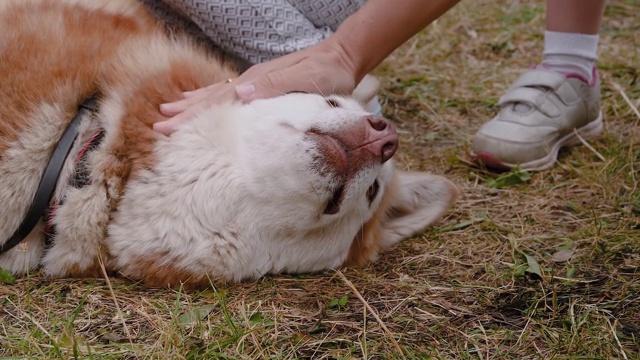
<box><xmin>366</xmin><ymin>179</ymin><xmax>380</xmax><ymax>205</ymax></box>
<box><xmin>325</xmin><ymin>98</ymin><xmax>340</xmax><ymax>108</ymax></box>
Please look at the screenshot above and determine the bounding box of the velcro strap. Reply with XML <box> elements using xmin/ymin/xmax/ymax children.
<box><xmin>498</xmin><ymin>87</ymin><xmax>560</xmax><ymax>117</ymax></box>
<box><xmin>511</xmin><ymin>69</ymin><xmax>566</xmax><ymax>89</ymax></box>
<box><xmin>509</xmin><ymin>69</ymin><xmax>580</xmax><ymax>104</ymax></box>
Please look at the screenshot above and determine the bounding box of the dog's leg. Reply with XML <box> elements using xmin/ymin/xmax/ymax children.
<box><xmin>40</xmin><ymin>185</ymin><xmax>111</xmax><ymax>278</ymax></box>
<box><xmin>0</xmin><ymin>223</ymin><xmax>46</xmax><ymax>275</ymax></box>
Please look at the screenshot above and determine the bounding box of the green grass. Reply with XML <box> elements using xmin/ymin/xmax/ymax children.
<box><xmin>2</xmin><ymin>0</ymin><xmax>639</xmax><ymax>358</ymax></box>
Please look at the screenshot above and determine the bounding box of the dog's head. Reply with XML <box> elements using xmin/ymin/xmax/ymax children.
<box><xmin>110</xmin><ymin>93</ymin><xmax>458</xmax><ymax>283</ymax></box>
<box><xmin>230</xmin><ymin>93</ymin><xmax>400</xmax><ymax>234</ymax></box>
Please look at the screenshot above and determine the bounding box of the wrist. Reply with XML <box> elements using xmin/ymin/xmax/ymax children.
<box><xmin>315</xmin><ymin>33</ymin><xmax>367</xmax><ymax>90</ymax></box>
<box><xmin>324</xmin><ymin>3</ymin><xmax>395</xmax><ymax>83</ymax></box>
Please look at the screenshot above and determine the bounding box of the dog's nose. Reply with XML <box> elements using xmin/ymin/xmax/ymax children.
<box><xmin>363</xmin><ymin>115</ymin><xmax>398</xmax><ymax>163</ymax></box>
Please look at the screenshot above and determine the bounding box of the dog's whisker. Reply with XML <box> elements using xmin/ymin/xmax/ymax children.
<box><xmin>309</xmin><ymin>77</ymin><xmax>327</xmax><ymax>99</ymax></box>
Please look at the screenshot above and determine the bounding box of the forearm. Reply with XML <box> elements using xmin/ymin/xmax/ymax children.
<box><xmin>331</xmin><ymin>0</ymin><xmax>461</xmax><ymax>81</ymax></box>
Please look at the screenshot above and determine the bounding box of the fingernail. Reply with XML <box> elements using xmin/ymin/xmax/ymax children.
<box><xmin>153</xmin><ymin>121</ymin><xmax>176</xmax><ymax>136</ymax></box>
<box><xmin>159</xmin><ymin>103</ymin><xmax>177</xmax><ymax>116</ymax></box>
<box><xmin>153</xmin><ymin>122</ymin><xmax>167</xmax><ymax>133</ymax></box>
<box><xmin>235</xmin><ymin>83</ymin><xmax>255</xmax><ymax>99</ymax></box>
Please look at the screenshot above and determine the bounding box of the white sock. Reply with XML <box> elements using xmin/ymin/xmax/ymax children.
<box><xmin>542</xmin><ymin>30</ymin><xmax>599</xmax><ymax>82</ymax></box>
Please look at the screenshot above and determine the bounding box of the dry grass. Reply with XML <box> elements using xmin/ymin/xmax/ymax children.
<box><xmin>1</xmin><ymin>0</ymin><xmax>639</xmax><ymax>358</ymax></box>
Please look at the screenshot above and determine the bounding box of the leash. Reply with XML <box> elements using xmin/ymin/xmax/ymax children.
<box><xmin>0</xmin><ymin>97</ymin><xmax>99</xmax><ymax>254</ymax></box>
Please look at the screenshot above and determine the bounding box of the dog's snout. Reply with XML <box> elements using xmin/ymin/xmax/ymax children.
<box><xmin>363</xmin><ymin>115</ymin><xmax>398</xmax><ymax>163</ymax></box>
<box><xmin>367</xmin><ymin>116</ymin><xmax>389</xmax><ymax>131</ymax></box>
<box><xmin>311</xmin><ymin>115</ymin><xmax>399</xmax><ymax>174</ymax></box>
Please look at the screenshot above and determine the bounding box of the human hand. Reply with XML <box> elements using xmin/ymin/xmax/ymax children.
<box><xmin>154</xmin><ymin>41</ymin><xmax>360</xmax><ymax>135</ymax></box>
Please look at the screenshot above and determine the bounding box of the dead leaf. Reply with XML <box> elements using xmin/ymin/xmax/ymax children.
<box><xmin>551</xmin><ymin>248</ymin><xmax>576</xmax><ymax>263</ymax></box>
<box><xmin>178</xmin><ymin>305</ymin><xmax>216</xmax><ymax>327</ymax></box>
<box><xmin>523</xmin><ymin>254</ymin><xmax>543</xmax><ymax>280</ymax></box>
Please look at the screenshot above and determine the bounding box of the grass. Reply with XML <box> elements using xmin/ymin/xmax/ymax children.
<box><xmin>1</xmin><ymin>0</ymin><xmax>639</xmax><ymax>358</ymax></box>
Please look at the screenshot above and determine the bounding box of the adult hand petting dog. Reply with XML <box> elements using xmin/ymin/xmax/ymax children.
<box><xmin>155</xmin><ymin>40</ymin><xmax>359</xmax><ymax>135</ymax></box>
<box><xmin>154</xmin><ymin>0</ymin><xmax>460</xmax><ymax>135</ymax></box>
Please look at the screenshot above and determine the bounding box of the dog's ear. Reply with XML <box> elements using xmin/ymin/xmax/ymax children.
<box><xmin>378</xmin><ymin>171</ymin><xmax>459</xmax><ymax>248</ymax></box>
<box><xmin>351</xmin><ymin>75</ymin><xmax>380</xmax><ymax>106</ymax></box>
<box><xmin>345</xmin><ymin>170</ymin><xmax>458</xmax><ymax>267</ymax></box>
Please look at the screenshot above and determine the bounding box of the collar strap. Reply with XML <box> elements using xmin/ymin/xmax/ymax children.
<box><xmin>0</xmin><ymin>97</ymin><xmax>99</xmax><ymax>254</ymax></box>
<box><xmin>44</xmin><ymin>126</ymin><xmax>105</xmax><ymax>240</ymax></box>
<box><xmin>71</xmin><ymin>128</ymin><xmax>105</xmax><ymax>189</ymax></box>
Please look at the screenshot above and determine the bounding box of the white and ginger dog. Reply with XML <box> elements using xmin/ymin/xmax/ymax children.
<box><xmin>0</xmin><ymin>0</ymin><xmax>458</xmax><ymax>288</ymax></box>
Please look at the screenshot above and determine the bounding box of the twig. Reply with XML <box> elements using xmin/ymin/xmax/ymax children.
<box><xmin>516</xmin><ymin>300</ymin><xmax>537</xmax><ymax>346</ymax></box>
<box><xmin>336</xmin><ymin>270</ymin><xmax>405</xmax><ymax>357</ymax></box>
<box><xmin>414</xmin><ymin>307</ymin><xmax>447</xmax><ymax>320</ymax></box>
<box><xmin>611</xmin><ymin>82</ymin><xmax>639</xmax><ymax>194</ymax></box>
<box><xmin>361</xmin><ymin>305</ymin><xmax>368</xmax><ymax>360</ymax></box>
<box><xmin>476</xmin><ymin>319</ymin><xmax>490</xmax><ymax>360</ymax></box>
<box><xmin>607</xmin><ymin>318</ymin><xmax>628</xmax><ymax>360</ymax></box>
<box><xmin>574</xmin><ymin>129</ymin><xmax>606</xmax><ymax>162</ymax></box>
<box><xmin>98</xmin><ymin>252</ymin><xmax>136</xmax><ymax>354</ymax></box>
<box><xmin>612</xmin><ymin>82</ymin><xmax>640</xmax><ymax>121</ymax></box>
<box><xmin>8</xmin><ymin>299</ymin><xmax>54</xmax><ymax>340</ymax></box>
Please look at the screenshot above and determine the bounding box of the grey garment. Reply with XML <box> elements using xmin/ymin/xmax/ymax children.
<box><xmin>140</xmin><ymin>0</ymin><xmax>366</xmax><ymax>64</ymax></box>
<box><xmin>286</xmin><ymin>0</ymin><xmax>367</xmax><ymax>31</ymax></box>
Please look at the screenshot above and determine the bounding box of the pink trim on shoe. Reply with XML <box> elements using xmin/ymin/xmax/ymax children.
<box><xmin>538</xmin><ymin>64</ymin><xmax>598</xmax><ymax>86</ymax></box>
<box><xmin>563</xmin><ymin>66</ymin><xmax>598</xmax><ymax>86</ymax></box>
<box><xmin>473</xmin><ymin>152</ymin><xmax>511</xmax><ymax>171</ymax></box>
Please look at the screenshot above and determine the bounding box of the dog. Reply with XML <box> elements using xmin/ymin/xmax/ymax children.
<box><xmin>0</xmin><ymin>0</ymin><xmax>458</xmax><ymax>288</ymax></box>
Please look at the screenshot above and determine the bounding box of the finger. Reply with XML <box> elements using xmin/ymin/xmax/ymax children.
<box><xmin>161</xmin><ymin>81</ymin><xmax>230</xmax><ymax>115</ymax></box>
<box><xmin>159</xmin><ymin>99</ymin><xmax>189</xmax><ymax>117</ymax></box>
<box><xmin>153</xmin><ymin>110</ymin><xmax>196</xmax><ymax>135</ymax></box>
<box><xmin>155</xmin><ymin>88</ymin><xmax>238</xmax><ymax>134</ymax></box>
<box><xmin>156</xmin><ymin>94</ymin><xmax>221</xmax><ymax>134</ymax></box>
<box><xmin>159</xmin><ymin>88</ymin><xmax>216</xmax><ymax>117</ymax></box>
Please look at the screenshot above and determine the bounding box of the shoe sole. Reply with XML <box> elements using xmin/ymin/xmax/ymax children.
<box><xmin>473</xmin><ymin>112</ymin><xmax>603</xmax><ymax>171</ymax></box>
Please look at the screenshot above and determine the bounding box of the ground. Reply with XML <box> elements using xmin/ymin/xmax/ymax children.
<box><xmin>1</xmin><ymin>0</ymin><xmax>638</xmax><ymax>359</ymax></box>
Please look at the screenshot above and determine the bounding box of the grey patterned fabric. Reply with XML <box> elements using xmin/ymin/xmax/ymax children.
<box><xmin>287</xmin><ymin>0</ymin><xmax>366</xmax><ymax>31</ymax></box>
<box><xmin>140</xmin><ymin>0</ymin><xmax>365</xmax><ymax>64</ymax></box>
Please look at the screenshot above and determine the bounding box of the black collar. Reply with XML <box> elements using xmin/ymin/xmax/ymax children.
<box><xmin>0</xmin><ymin>97</ymin><xmax>99</xmax><ymax>254</ymax></box>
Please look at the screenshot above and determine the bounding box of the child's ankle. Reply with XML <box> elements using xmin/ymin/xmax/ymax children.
<box><xmin>542</xmin><ymin>30</ymin><xmax>599</xmax><ymax>82</ymax></box>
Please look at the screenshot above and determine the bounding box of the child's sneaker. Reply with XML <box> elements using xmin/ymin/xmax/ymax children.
<box><xmin>471</xmin><ymin>67</ymin><xmax>603</xmax><ymax>171</ymax></box>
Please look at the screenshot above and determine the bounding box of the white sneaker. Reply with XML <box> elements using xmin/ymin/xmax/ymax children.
<box><xmin>471</xmin><ymin>67</ymin><xmax>603</xmax><ymax>171</ymax></box>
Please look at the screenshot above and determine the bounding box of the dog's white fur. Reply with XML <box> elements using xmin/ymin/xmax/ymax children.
<box><xmin>0</xmin><ymin>0</ymin><xmax>458</xmax><ymax>287</ymax></box>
